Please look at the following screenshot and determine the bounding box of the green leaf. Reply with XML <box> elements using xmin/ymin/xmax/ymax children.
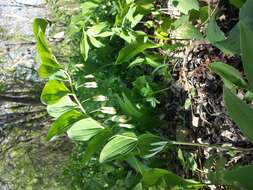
<box><xmin>172</xmin><ymin>0</ymin><xmax>199</xmax><ymax>14</ymax></box>
<box><xmin>207</xmin><ymin>16</ymin><xmax>226</xmax><ymax>43</ymax></box>
<box><xmin>47</xmin><ymin>109</ymin><xmax>83</xmax><ymax>141</ymax></box>
<box><xmin>125</xmin><ymin>155</ymin><xmax>149</xmax><ymax>175</ymax></box>
<box><xmin>38</xmin><ymin>53</ymin><xmax>61</xmax><ymax>78</ymax></box>
<box><xmin>33</xmin><ymin>18</ymin><xmax>47</xmax><ymax>37</ymax></box>
<box><xmin>224</xmin><ymin>87</ymin><xmax>253</xmax><ymax>143</ymax></box>
<box><xmin>172</xmin><ymin>16</ymin><xmax>203</xmax><ymax>40</ymax></box>
<box><xmin>214</xmin><ymin>24</ymin><xmax>240</xmax><ymax>55</ymax></box>
<box><xmin>137</xmin><ymin>133</ymin><xmax>167</xmax><ymax>158</ymax></box>
<box><xmin>240</xmin><ymin>21</ymin><xmax>253</xmax><ymax>91</ymax></box>
<box><xmin>88</xmin><ymin>36</ymin><xmax>104</xmax><ymax>48</ymax></box>
<box><xmin>142</xmin><ymin>168</ymin><xmax>203</xmax><ymax>188</ymax></box>
<box><xmin>142</xmin><ymin>168</ymin><xmax>169</xmax><ymax>186</ymax></box>
<box><xmin>41</xmin><ymin>80</ymin><xmax>70</xmax><ymax>105</ymax></box>
<box><xmin>99</xmin><ymin>132</ymin><xmax>138</xmax><ymax>163</ymax></box>
<box><xmin>118</xmin><ymin>93</ymin><xmax>144</xmax><ymax>118</ymax></box>
<box><xmin>223</xmin><ymin>165</ymin><xmax>253</xmax><ymax>189</ymax></box>
<box><xmin>229</xmin><ymin>0</ymin><xmax>246</xmax><ymax>8</ymax></box>
<box><xmin>209</xmin><ymin>62</ymin><xmax>248</xmax><ymax>90</ymax></box>
<box><xmin>86</xmin><ymin>22</ymin><xmax>107</xmax><ymax>36</ymax></box>
<box><xmin>132</xmin><ymin>183</ymin><xmax>143</xmax><ymax>190</ymax></box>
<box><xmin>47</xmin><ymin>95</ymin><xmax>77</xmax><ymax>118</ymax></box>
<box><xmin>82</xmin><ymin>128</ymin><xmax>113</xmax><ymax>165</ymax></box>
<box><xmin>80</xmin><ymin>31</ymin><xmax>90</xmax><ymax>61</ymax></box>
<box><xmin>116</xmin><ymin>38</ymin><xmax>160</xmax><ymax>64</ymax></box>
<box><xmin>33</xmin><ymin>18</ymin><xmax>61</xmax><ymax>78</ymax></box>
<box><xmin>67</xmin><ymin>118</ymin><xmax>104</xmax><ymax>141</ymax></box>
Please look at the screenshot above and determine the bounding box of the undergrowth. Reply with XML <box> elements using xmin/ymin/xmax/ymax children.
<box><xmin>34</xmin><ymin>0</ymin><xmax>253</xmax><ymax>189</ymax></box>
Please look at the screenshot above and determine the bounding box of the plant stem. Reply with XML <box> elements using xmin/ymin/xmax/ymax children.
<box><xmin>153</xmin><ymin>87</ymin><xmax>171</xmax><ymax>95</ymax></box>
<box><xmin>171</xmin><ymin>141</ymin><xmax>253</xmax><ymax>152</ymax></box>
<box><xmin>62</xmin><ymin>70</ymin><xmax>86</xmax><ymax>114</ymax></box>
<box><xmin>147</xmin><ymin>34</ymin><xmax>191</xmax><ymax>41</ymax></box>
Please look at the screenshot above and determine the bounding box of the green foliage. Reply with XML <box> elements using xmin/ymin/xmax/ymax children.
<box><xmin>240</xmin><ymin>21</ymin><xmax>253</xmax><ymax>91</ymax></box>
<box><xmin>47</xmin><ymin>95</ymin><xmax>77</xmax><ymax>118</ymax></box>
<box><xmin>209</xmin><ymin>13</ymin><xmax>253</xmax><ymax>144</ymax></box>
<box><xmin>41</xmin><ymin>80</ymin><xmax>70</xmax><ymax>105</ymax></box>
<box><xmin>47</xmin><ymin>109</ymin><xmax>83</xmax><ymax>141</ymax></box>
<box><xmin>67</xmin><ymin>118</ymin><xmax>104</xmax><ymax>141</ymax></box>
<box><xmin>172</xmin><ymin>0</ymin><xmax>199</xmax><ymax>14</ymax></box>
<box><xmin>222</xmin><ymin>165</ymin><xmax>253</xmax><ymax>189</ymax></box>
<box><xmin>224</xmin><ymin>87</ymin><xmax>253</xmax><ymax>143</ymax></box>
<box><xmin>99</xmin><ymin>132</ymin><xmax>138</xmax><ymax>163</ymax></box>
<box><xmin>33</xmin><ymin>0</ymin><xmax>253</xmax><ymax>189</ymax></box>
<box><xmin>33</xmin><ymin>18</ymin><xmax>62</xmax><ymax>78</ymax></box>
<box><xmin>116</xmin><ymin>38</ymin><xmax>160</xmax><ymax>64</ymax></box>
<box><xmin>208</xmin><ymin>62</ymin><xmax>248</xmax><ymax>89</ymax></box>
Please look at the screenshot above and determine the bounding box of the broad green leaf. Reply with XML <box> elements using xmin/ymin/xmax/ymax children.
<box><xmin>81</xmin><ymin>1</ymin><xmax>98</xmax><ymax>14</ymax></box>
<box><xmin>142</xmin><ymin>168</ymin><xmax>169</xmax><ymax>186</ymax></box>
<box><xmin>137</xmin><ymin>133</ymin><xmax>167</xmax><ymax>158</ymax></box>
<box><xmin>47</xmin><ymin>109</ymin><xmax>83</xmax><ymax>141</ymax></box>
<box><xmin>80</xmin><ymin>31</ymin><xmax>89</xmax><ymax>61</ymax></box>
<box><xmin>33</xmin><ymin>18</ymin><xmax>61</xmax><ymax>78</ymax></box>
<box><xmin>229</xmin><ymin>0</ymin><xmax>246</xmax><ymax>8</ymax></box>
<box><xmin>136</xmin><ymin>0</ymin><xmax>154</xmax><ymax>13</ymax></box>
<box><xmin>47</xmin><ymin>95</ymin><xmax>77</xmax><ymax>118</ymax></box>
<box><xmin>172</xmin><ymin>16</ymin><xmax>203</xmax><ymax>40</ymax></box>
<box><xmin>172</xmin><ymin>0</ymin><xmax>199</xmax><ymax>14</ymax></box>
<box><xmin>224</xmin><ymin>87</ymin><xmax>253</xmax><ymax>143</ymax></box>
<box><xmin>142</xmin><ymin>168</ymin><xmax>203</xmax><ymax>188</ymax></box>
<box><xmin>240</xmin><ymin>0</ymin><xmax>253</xmax><ymax>32</ymax></box>
<box><xmin>207</xmin><ymin>16</ymin><xmax>226</xmax><ymax>44</ymax></box>
<box><xmin>67</xmin><ymin>118</ymin><xmax>104</xmax><ymax>141</ymax></box>
<box><xmin>33</xmin><ymin>18</ymin><xmax>47</xmax><ymax>37</ymax></box>
<box><xmin>99</xmin><ymin>132</ymin><xmax>138</xmax><ymax>163</ymax></box>
<box><xmin>214</xmin><ymin>24</ymin><xmax>240</xmax><ymax>55</ymax></box>
<box><xmin>208</xmin><ymin>0</ymin><xmax>253</xmax><ymax>55</ymax></box>
<box><xmin>38</xmin><ymin>64</ymin><xmax>61</xmax><ymax>78</ymax></box>
<box><xmin>38</xmin><ymin>53</ymin><xmax>61</xmax><ymax>78</ymax></box>
<box><xmin>209</xmin><ymin>62</ymin><xmax>248</xmax><ymax>89</ymax></box>
<box><xmin>174</xmin><ymin>23</ymin><xmax>203</xmax><ymax>40</ymax></box>
<box><xmin>118</xmin><ymin>93</ymin><xmax>144</xmax><ymax>118</ymax></box>
<box><xmin>49</xmin><ymin>70</ymin><xmax>67</xmax><ymax>81</ymax></box>
<box><xmin>82</xmin><ymin>129</ymin><xmax>113</xmax><ymax>165</ymax></box>
<box><xmin>240</xmin><ymin>21</ymin><xmax>253</xmax><ymax>91</ymax></box>
<box><xmin>223</xmin><ymin>165</ymin><xmax>253</xmax><ymax>189</ymax></box>
<box><xmin>125</xmin><ymin>155</ymin><xmax>149</xmax><ymax>175</ymax></box>
<box><xmin>199</xmin><ymin>6</ymin><xmax>209</xmax><ymax>22</ymax></box>
<box><xmin>88</xmin><ymin>36</ymin><xmax>104</xmax><ymax>48</ymax></box>
<box><xmin>116</xmin><ymin>38</ymin><xmax>160</xmax><ymax>64</ymax></box>
<box><xmin>86</xmin><ymin>22</ymin><xmax>107</xmax><ymax>36</ymax></box>
<box><xmin>41</xmin><ymin>80</ymin><xmax>70</xmax><ymax>105</ymax></box>
<box><xmin>132</xmin><ymin>183</ymin><xmax>143</xmax><ymax>190</ymax></box>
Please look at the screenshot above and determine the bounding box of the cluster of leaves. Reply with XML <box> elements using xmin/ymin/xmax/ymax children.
<box><xmin>34</xmin><ymin>0</ymin><xmax>253</xmax><ymax>189</ymax></box>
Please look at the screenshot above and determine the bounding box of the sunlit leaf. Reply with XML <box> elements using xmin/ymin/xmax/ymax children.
<box><xmin>41</xmin><ymin>80</ymin><xmax>70</xmax><ymax>105</ymax></box>
<box><xmin>172</xmin><ymin>0</ymin><xmax>199</xmax><ymax>14</ymax></box>
<box><xmin>67</xmin><ymin>117</ymin><xmax>104</xmax><ymax>141</ymax></box>
<box><xmin>82</xmin><ymin>129</ymin><xmax>113</xmax><ymax>165</ymax></box>
<box><xmin>99</xmin><ymin>132</ymin><xmax>138</xmax><ymax>163</ymax></box>
<box><xmin>47</xmin><ymin>109</ymin><xmax>83</xmax><ymax>141</ymax></box>
<box><xmin>142</xmin><ymin>168</ymin><xmax>203</xmax><ymax>188</ymax></box>
<box><xmin>47</xmin><ymin>95</ymin><xmax>77</xmax><ymax>118</ymax></box>
<box><xmin>118</xmin><ymin>93</ymin><xmax>144</xmax><ymax>118</ymax></box>
<box><xmin>116</xmin><ymin>38</ymin><xmax>160</xmax><ymax>64</ymax></box>
<box><xmin>80</xmin><ymin>31</ymin><xmax>89</xmax><ymax>61</ymax></box>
